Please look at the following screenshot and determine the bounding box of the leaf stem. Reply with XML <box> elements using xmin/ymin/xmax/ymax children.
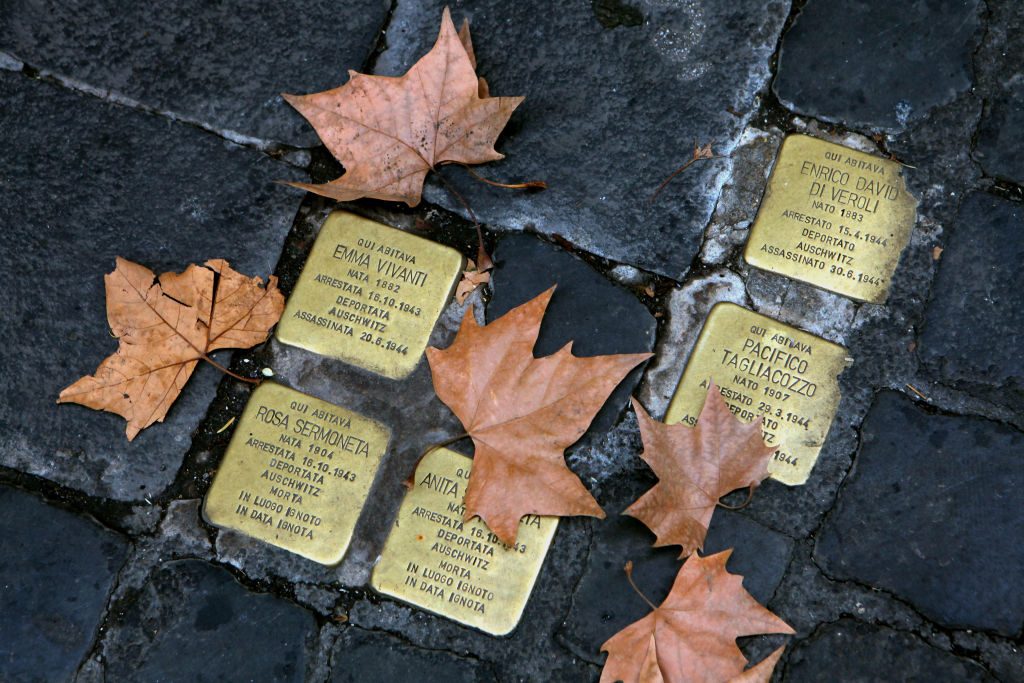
<box><xmin>649</xmin><ymin>142</ymin><xmax>720</xmax><ymax>203</ymax></box>
<box><xmin>433</xmin><ymin>168</ymin><xmax>492</xmax><ymax>271</ymax></box>
<box><xmin>716</xmin><ymin>485</ymin><xmax>755</xmax><ymax>511</ymax></box>
<box><xmin>624</xmin><ymin>561</ymin><xmax>658</xmax><ymax>611</ymax></box>
<box><xmin>456</xmin><ymin>163</ymin><xmax>547</xmax><ymax>191</ymax></box>
<box><xmin>199</xmin><ymin>354</ymin><xmax>261</xmax><ymax>385</ymax></box>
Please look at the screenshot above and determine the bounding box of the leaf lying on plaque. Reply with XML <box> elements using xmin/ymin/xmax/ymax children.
<box><xmin>426</xmin><ymin>287</ymin><xmax>651</xmax><ymax>545</ymax></box>
<box><xmin>627</xmin><ymin>383</ymin><xmax>776</xmax><ymax>558</ymax></box>
<box><xmin>58</xmin><ymin>257</ymin><xmax>284</xmax><ymax>440</ymax></box>
<box><xmin>283</xmin><ymin>7</ymin><xmax>521</xmax><ymax>207</ymax></box>
<box><xmin>600</xmin><ymin>554</ymin><xmax>792</xmax><ymax>683</ymax></box>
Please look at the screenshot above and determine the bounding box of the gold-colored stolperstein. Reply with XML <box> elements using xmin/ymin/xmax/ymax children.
<box><xmin>371</xmin><ymin>448</ymin><xmax>558</xmax><ymax>636</ymax></box>
<box><xmin>745</xmin><ymin>134</ymin><xmax>918</xmax><ymax>303</ymax></box>
<box><xmin>275</xmin><ymin>211</ymin><xmax>464</xmax><ymax>379</ymax></box>
<box><xmin>665</xmin><ymin>303</ymin><xmax>850</xmax><ymax>485</ymax></box>
<box><xmin>203</xmin><ymin>383</ymin><xmax>390</xmax><ymax>565</ymax></box>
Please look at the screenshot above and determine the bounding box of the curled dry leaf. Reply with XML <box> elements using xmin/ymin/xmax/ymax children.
<box><xmin>600</xmin><ymin>552</ymin><xmax>793</xmax><ymax>683</ymax></box>
<box><xmin>283</xmin><ymin>8</ymin><xmax>520</xmax><ymax>206</ymax></box>
<box><xmin>58</xmin><ymin>257</ymin><xmax>284</xmax><ymax>440</ymax></box>
<box><xmin>626</xmin><ymin>383</ymin><xmax>776</xmax><ymax>558</ymax></box>
<box><xmin>426</xmin><ymin>287</ymin><xmax>651</xmax><ymax>545</ymax></box>
<box><xmin>455</xmin><ymin>258</ymin><xmax>492</xmax><ymax>304</ymax></box>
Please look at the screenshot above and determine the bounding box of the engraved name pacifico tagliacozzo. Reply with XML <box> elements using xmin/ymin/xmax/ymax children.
<box><xmin>745</xmin><ymin>134</ymin><xmax>918</xmax><ymax>303</ymax></box>
<box><xmin>275</xmin><ymin>211</ymin><xmax>464</xmax><ymax>379</ymax></box>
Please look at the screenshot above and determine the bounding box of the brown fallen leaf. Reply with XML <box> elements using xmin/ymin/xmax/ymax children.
<box><xmin>455</xmin><ymin>259</ymin><xmax>492</xmax><ymax>304</ymax></box>
<box><xmin>58</xmin><ymin>257</ymin><xmax>283</xmax><ymax>440</ymax></box>
<box><xmin>600</xmin><ymin>554</ymin><xmax>793</xmax><ymax>683</ymax></box>
<box><xmin>626</xmin><ymin>384</ymin><xmax>776</xmax><ymax>558</ymax></box>
<box><xmin>426</xmin><ymin>287</ymin><xmax>651</xmax><ymax>544</ymax></box>
<box><xmin>283</xmin><ymin>8</ymin><xmax>520</xmax><ymax>207</ymax></box>
<box><xmin>650</xmin><ymin>141</ymin><xmax>716</xmax><ymax>202</ymax></box>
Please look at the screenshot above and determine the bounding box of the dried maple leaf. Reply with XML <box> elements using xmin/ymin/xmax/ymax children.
<box><xmin>455</xmin><ymin>258</ymin><xmax>492</xmax><ymax>304</ymax></box>
<box><xmin>58</xmin><ymin>257</ymin><xmax>283</xmax><ymax>440</ymax></box>
<box><xmin>426</xmin><ymin>287</ymin><xmax>651</xmax><ymax>545</ymax></box>
<box><xmin>600</xmin><ymin>553</ymin><xmax>793</xmax><ymax>683</ymax></box>
<box><xmin>283</xmin><ymin>8</ymin><xmax>521</xmax><ymax>206</ymax></box>
<box><xmin>626</xmin><ymin>384</ymin><xmax>776</xmax><ymax>558</ymax></box>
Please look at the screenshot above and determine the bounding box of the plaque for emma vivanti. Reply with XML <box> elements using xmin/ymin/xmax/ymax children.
<box><xmin>275</xmin><ymin>211</ymin><xmax>464</xmax><ymax>379</ymax></box>
<box><xmin>745</xmin><ymin>134</ymin><xmax>918</xmax><ymax>303</ymax></box>
<box><xmin>665</xmin><ymin>303</ymin><xmax>849</xmax><ymax>486</ymax></box>
<box><xmin>371</xmin><ymin>448</ymin><xmax>558</xmax><ymax>636</ymax></box>
<box><xmin>203</xmin><ymin>382</ymin><xmax>390</xmax><ymax>565</ymax></box>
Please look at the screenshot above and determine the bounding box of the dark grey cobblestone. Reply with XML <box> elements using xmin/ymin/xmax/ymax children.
<box><xmin>330</xmin><ymin>627</ymin><xmax>497</xmax><ymax>682</ymax></box>
<box><xmin>0</xmin><ymin>0</ymin><xmax>391</xmax><ymax>148</ymax></box>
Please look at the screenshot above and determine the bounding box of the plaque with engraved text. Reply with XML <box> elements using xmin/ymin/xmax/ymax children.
<box><xmin>203</xmin><ymin>383</ymin><xmax>390</xmax><ymax>565</ymax></box>
<box><xmin>275</xmin><ymin>212</ymin><xmax>464</xmax><ymax>379</ymax></box>
<box><xmin>371</xmin><ymin>448</ymin><xmax>558</xmax><ymax>635</ymax></box>
<box><xmin>665</xmin><ymin>303</ymin><xmax>849</xmax><ymax>485</ymax></box>
<box><xmin>745</xmin><ymin>134</ymin><xmax>917</xmax><ymax>303</ymax></box>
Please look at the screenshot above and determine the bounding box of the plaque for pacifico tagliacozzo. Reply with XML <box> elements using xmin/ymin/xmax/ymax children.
<box><xmin>371</xmin><ymin>448</ymin><xmax>558</xmax><ymax>636</ymax></box>
<box><xmin>275</xmin><ymin>211</ymin><xmax>464</xmax><ymax>379</ymax></box>
<box><xmin>203</xmin><ymin>382</ymin><xmax>390</xmax><ymax>565</ymax></box>
<box><xmin>745</xmin><ymin>134</ymin><xmax>918</xmax><ymax>303</ymax></box>
<box><xmin>665</xmin><ymin>303</ymin><xmax>850</xmax><ymax>486</ymax></box>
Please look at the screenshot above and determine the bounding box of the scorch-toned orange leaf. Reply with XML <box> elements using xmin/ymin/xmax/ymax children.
<box><xmin>454</xmin><ymin>259</ymin><xmax>491</xmax><ymax>304</ymax></box>
<box><xmin>600</xmin><ymin>553</ymin><xmax>793</xmax><ymax>683</ymax></box>
<box><xmin>283</xmin><ymin>8</ymin><xmax>521</xmax><ymax>206</ymax></box>
<box><xmin>58</xmin><ymin>257</ymin><xmax>283</xmax><ymax>440</ymax></box>
<box><xmin>426</xmin><ymin>287</ymin><xmax>651</xmax><ymax>545</ymax></box>
<box><xmin>626</xmin><ymin>384</ymin><xmax>776</xmax><ymax>558</ymax></box>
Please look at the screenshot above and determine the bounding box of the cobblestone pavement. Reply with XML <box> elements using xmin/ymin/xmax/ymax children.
<box><xmin>1</xmin><ymin>1</ymin><xmax>1022</xmax><ymax>681</ymax></box>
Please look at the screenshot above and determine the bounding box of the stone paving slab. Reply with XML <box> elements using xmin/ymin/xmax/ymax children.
<box><xmin>0</xmin><ymin>486</ymin><xmax>127</xmax><ymax>683</ymax></box>
<box><xmin>330</xmin><ymin>628</ymin><xmax>496</xmax><ymax>682</ymax></box>
<box><xmin>815</xmin><ymin>391</ymin><xmax>1024</xmax><ymax>637</ymax></box>
<box><xmin>99</xmin><ymin>559</ymin><xmax>316</xmax><ymax>682</ymax></box>
<box><xmin>773</xmin><ymin>0</ymin><xmax>982</xmax><ymax>131</ymax></box>
<box><xmin>487</xmin><ymin>234</ymin><xmax>656</xmax><ymax>436</ymax></box>
<box><xmin>919</xmin><ymin>192</ymin><xmax>1024</xmax><ymax>413</ymax></box>
<box><xmin>371</xmin><ymin>0</ymin><xmax>789</xmax><ymax>280</ymax></box>
<box><xmin>972</xmin><ymin>2</ymin><xmax>1024</xmax><ymax>186</ymax></box>
<box><xmin>785</xmin><ymin>618</ymin><xmax>993</xmax><ymax>682</ymax></box>
<box><xmin>0</xmin><ymin>71</ymin><xmax>299</xmax><ymax>502</ymax></box>
<box><xmin>0</xmin><ymin>0</ymin><xmax>390</xmax><ymax>148</ymax></box>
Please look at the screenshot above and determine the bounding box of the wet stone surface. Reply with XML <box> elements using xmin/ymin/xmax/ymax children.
<box><xmin>0</xmin><ymin>486</ymin><xmax>127</xmax><ymax>683</ymax></box>
<box><xmin>919</xmin><ymin>192</ymin><xmax>1024</xmax><ymax>412</ymax></box>
<box><xmin>330</xmin><ymin>628</ymin><xmax>496</xmax><ymax>683</ymax></box>
<box><xmin>785</xmin><ymin>619</ymin><xmax>993</xmax><ymax>682</ymax></box>
<box><xmin>0</xmin><ymin>0</ymin><xmax>391</xmax><ymax>147</ymax></box>
<box><xmin>773</xmin><ymin>0</ymin><xmax>982</xmax><ymax>131</ymax></box>
<box><xmin>0</xmin><ymin>71</ymin><xmax>299</xmax><ymax>502</ymax></box>
<box><xmin>372</xmin><ymin>0</ymin><xmax>789</xmax><ymax>280</ymax></box>
<box><xmin>815</xmin><ymin>391</ymin><xmax>1024</xmax><ymax>637</ymax></box>
<box><xmin>100</xmin><ymin>559</ymin><xmax>316</xmax><ymax>682</ymax></box>
<box><xmin>487</xmin><ymin>234</ymin><xmax>657</xmax><ymax>436</ymax></box>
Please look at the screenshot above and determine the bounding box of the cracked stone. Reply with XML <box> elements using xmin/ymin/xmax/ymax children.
<box><xmin>773</xmin><ymin>0</ymin><xmax>982</xmax><ymax>131</ymax></box>
<box><xmin>786</xmin><ymin>619</ymin><xmax>993</xmax><ymax>682</ymax></box>
<box><xmin>101</xmin><ymin>559</ymin><xmax>315</xmax><ymax>682</ymax></box>
<box><xmin>638</xmin><ymin>269</ymin><xmax>747</xmax><ymax>418</ymax></box>
<box><xmin>0</xmin><ymin>72</ymin><xmax>298</xmax><ymax>501</ymax></box>
<box><xmin>559</xmin><ymin>479</ymin><xmax>792</xmax><ymax>664</ymax></box>
<box><xmin>487</xmin><ymin>234</ymin><xmax>657</xmax><ymax>437</ymax></box>
<box><xmin>330</xmin><ymin>628</ymin><xmax>495</xmax><ymax>682</ymax></box>
<box><xmin>0</xmin><ymin>0</ymin><xmax>390</xmax><ymax>147</ymax></box>
<box><xmin>972</xmin><ymin>2</ymin><xmax>1024</xmax><ymax>185</ymax></box>
<box><xmin>0</xmin><ymin>486</ymin><xmax>127</xmax><ymax>683</ymax></box>
<box><xmin>919</xmin><ymin>192</ymin><xmax>1024</xmax><ymax>412</ymax></box>
<box><xmin>816</xmin><ymin>391</ymin><xmax>1024</xmax><ymax>636</ymax></box>
<box><xmin>372</xmin><ymin>0</ymin><xmax>789</xmax><ymax>279</ymax></box>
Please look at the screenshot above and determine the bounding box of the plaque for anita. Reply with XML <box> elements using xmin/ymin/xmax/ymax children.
<box><xmin>203</xmin><ymin>383</ymin><xmax>390</xmax><ymax>565</ymax></box>
<box><xmin>745</xmin><ymin>134</ymin><xmax>917</xmax><ymax>303</ymax></box>
<box><xmin>665</xmin><ymin>303</ymin><xmax>849</xmax><ymax>485</ymax></box>
<box><xmin>371</xmin><ymin>448</ymin><xmax>558</xmax><ymax>636</ymax></box>
<box><xmin>276</xmin><ymin>212</ymin><xmax>464</xmax><ymax>379</ymax></box>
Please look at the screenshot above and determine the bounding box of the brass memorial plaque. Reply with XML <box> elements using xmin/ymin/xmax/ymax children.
<box><xmin>665</xmin><ymin>303</ymin><xmax>849</xmax><ymax>485</ymax></box>
<box><xmin>276</xmin><ymin>212</ymin><xmax>464</xmax><ymax>379</ymax></box>
<box><xmin>371</xmin><ymin>448</ymin><xmax>558</xmax><ymax>635</ymax></box>
<box><xmin>745</xmin><ymin>134</ymin><xmax>917</xmax><ymax>303</ymax></box>
<box><xmin>203</xmin><ymin>382</ymin><xmax>390</xmax><ymax>565</ymax></box>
